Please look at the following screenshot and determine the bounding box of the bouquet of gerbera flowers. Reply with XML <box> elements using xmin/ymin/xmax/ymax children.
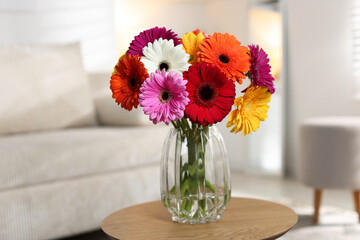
<box><xmin>110</xmin><ymin>27</ymin><xmax>275</xmax><ymax>223</ymax></box>
<box><xmin>110</xmin><ymin>27</ymin><xmax>274</xmax><ymax>135</ymax></box>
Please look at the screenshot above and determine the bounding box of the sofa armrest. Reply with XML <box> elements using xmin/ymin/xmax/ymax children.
<box><xmin>87</xmin><ymin>72</ymin><xmax>151</xmax><ymax>127</ymax></box>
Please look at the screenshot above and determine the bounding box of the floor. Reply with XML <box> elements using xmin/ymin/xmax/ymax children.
<box><xmin>231</xmin><ymin>172</ymin><xmax>354</xmax><ymax>211</ymax></box>
<box><xmin>60</xmin><ymin>172</ymin><xmax>355</xmax><ymax>240</ymax></box>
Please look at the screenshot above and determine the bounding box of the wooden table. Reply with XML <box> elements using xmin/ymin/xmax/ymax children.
<box><xmin>102</xmin><ymin>197</ymin><xmax>298</xmax><ymax>240</ymax></box>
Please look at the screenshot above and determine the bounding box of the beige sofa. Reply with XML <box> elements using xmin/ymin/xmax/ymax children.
<box><xmin>0</xmin><ymin>44</ymin><xmax>169</xmax><ymax>239</ymax></box>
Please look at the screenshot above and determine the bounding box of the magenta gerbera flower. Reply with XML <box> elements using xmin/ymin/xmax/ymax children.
<box><xmin>248</xmin><ymin>45</ymin><xmax>275</xmax><ymax>94</ymax></box>
<box><xmin>128</xmin><ymin>27</ymin><xmax>182</xmax><ymax>57</ymax></box>
<box><xmin>139</xmin><ymin>69</ymin><xmax>189</xmax><ymax>125</ymax></box>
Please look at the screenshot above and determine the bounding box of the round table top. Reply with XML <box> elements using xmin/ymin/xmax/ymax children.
<box><xmin>102</xmin><ymin>197</ymin><xmax>298</xmax><ymax>240</ymax></box>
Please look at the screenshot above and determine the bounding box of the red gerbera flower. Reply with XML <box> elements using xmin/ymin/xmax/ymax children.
<box><xmin>184</xmin><ymin>63</ymin><xmax>236</xmax><ymax>126</ymax></box>
<box><xmin>110</xmin><ymin>54</ymin><xmax>149</xmax><ymax>111</ymax></box>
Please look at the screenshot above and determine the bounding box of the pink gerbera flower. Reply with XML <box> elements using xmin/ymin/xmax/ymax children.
<box><xmin>139</xmin><ymin>69</ymin><xmax>189</xmax><ymax>125</ymax></box>
<box><xmin>128</xmin><ymin>27</ymin><xmax>181</xmax><ymax>56</ymax></box>
<box><xmin>248</xmin><ymin>45</ymin><xmax>275</xmax><ymax>94</ymax></box>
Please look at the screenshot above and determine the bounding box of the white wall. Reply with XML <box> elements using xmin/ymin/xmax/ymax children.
<box><xmin>114</xmin><ymin>0</ymin><xmax>209</xmax><ymax>55</ymax></box>
<box><xmin>205</xmin><ymin>0</ymin><xmax>249</xmax><ymax>44</ymax></box>
<box><xmin>286</xmin><ymin>0</ymin><xmax>360</xmax><ymax>177</ymax></box>
<box><xmin>0</xmin><ymin>0</ymin><xmax>117</xmax><ymax>72</ymax></box>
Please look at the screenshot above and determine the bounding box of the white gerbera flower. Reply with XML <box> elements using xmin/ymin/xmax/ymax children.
<box><xmin>141</xmin><ymin>38</ymin><xmax>190</xmax><ymax>74</ymax></box>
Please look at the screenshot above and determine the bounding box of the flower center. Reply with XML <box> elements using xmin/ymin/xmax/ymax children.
<box><xmin>200</xmin><ymin>86</ymin><xmax>214</xmax><ymax>101</ymax></box>
<box><xmin>219</xmin><ymin>54</ymin><xmax>229</xmax><ymax>64</ymax></box>
<box><xmin>159</xmin><ymin>61</ymin><xmax>170</xmax><ymax>71</ymax></box>
<box><xmin>129</xmin><ymin>78</ymin><xmax>137</xmax><ymax>89</ymax></box>
<box><xmin>158</xmin><ymin>89</ymin><xmax>173</xmax><ymax>103</ymax></box>
<box><xmin>196</xmin><ymin>83</ymin><xmax>218</xmax><ymax>107</ymax></box>
<box><xmin>189</xmin><ymin>55</ymin><xmax>195</xmax><ymax>62</ymax></box>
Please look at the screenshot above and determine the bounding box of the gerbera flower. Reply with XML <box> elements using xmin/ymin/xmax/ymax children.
<box><xmin>139</xmin><ymin>69</ymin><xmax>189</xmax><ymax>125</ymax></box>
<box><xmin>182</xmin><ymin>31</ymin><xmax>205</xmax><ymax>64</ymax></box>
<box><xmin>110</xmin><ymin>54</ymin><xmax>149</xmax><ymax>111</ymax></box>
<box><xmin>184</xmin><ymin>63</ymin><xmax>236</xmax><ymax>126</ymax></box>
<box><xmin>248</xmin><ymin>45</ymin><xmax>275</xmax><ymax>94</ymax></box>
<box><xmin>227</xmin><ymin>85</ymin><xmax>271</xmax><ymax>135</ymax></box>
<box><xmin>198</xmin><ymin>32</ymin><xmax>251</xmax><ymax>84</ymax></box>
<box><xmin>128</xmin><ymin>27</ymin><xmax>181</xmax><ymax>56</ymax></box>
<box><xmin>141</xmin><ymin>38</ymin><xmax>190</xmax><ymax>74</ymax></box>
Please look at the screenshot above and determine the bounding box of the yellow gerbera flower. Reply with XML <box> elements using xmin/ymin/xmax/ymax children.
<box><xmin>227</xmin><ymin>85</ymin><xmax>271</xmax><ymax>135</ymax></box>
<box><xmin>182</xmin><ymin>32</ymin><xmax>205</xmax><ymax>64</ymax></box>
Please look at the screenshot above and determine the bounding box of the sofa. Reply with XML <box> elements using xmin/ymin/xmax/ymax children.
<box><xmin>0</xmin><ymin>43</ymin><xmax>169</xmax><ymax>239</ymax></box>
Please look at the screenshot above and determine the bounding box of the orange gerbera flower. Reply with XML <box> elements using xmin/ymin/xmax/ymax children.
<box><xmin>198</xmin><ymin>33</ymin><xmax>251</xmax><ymax>84</ymax></box>
<box><xmin>110</xmin><ymin>54</ymin><xmax>149</xmax><ymax>111</ymax></box>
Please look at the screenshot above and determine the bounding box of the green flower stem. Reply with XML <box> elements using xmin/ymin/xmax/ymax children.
<box><xmin>187</xmin><ymin>134</ymin><xmax>198</xmax><ymax>194</ymax></box>
<box><xmin>171</xmin><ymin>119</ymin><xmax>215</xmax><ymax>218</ymax></box>
<box><xmin>171</xmin><ymin>121</ymin><xmax>178</xmax><ymax>130</ymax></box>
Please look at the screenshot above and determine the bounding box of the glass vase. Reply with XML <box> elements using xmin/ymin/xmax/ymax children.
<box><xmin>160</xmin><ymin>120</ymin><xmax>231</xmax><ymax>224</ymax></box>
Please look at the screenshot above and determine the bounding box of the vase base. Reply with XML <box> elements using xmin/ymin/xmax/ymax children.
<box><xmin>171</xmin><ymin>214</ymin><xmax>222</xmax><ymax>224</ymax></box>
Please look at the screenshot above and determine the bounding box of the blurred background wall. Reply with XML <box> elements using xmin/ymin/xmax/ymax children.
<box><xmin>285</xmin><ymin>0</ymin><xmax>360</xmax><ymax>177</ymax></box>
<box><xmin>0</xmin><ymin>0</ymin><xmax>117</xmax><ymax>72</ymax></box>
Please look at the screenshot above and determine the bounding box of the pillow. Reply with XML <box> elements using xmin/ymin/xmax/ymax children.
<box><xmin>88</xmin><ymin>73</ymin><xmax>151</xmax><ymax>126</ymax></box>
<box><xmin>0</xmin><ymin>43</ymin><xmax>97</xmax><ymax>135</ymax></box>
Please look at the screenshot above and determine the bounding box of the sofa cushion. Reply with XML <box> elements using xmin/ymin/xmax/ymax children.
<box><xmin>0</xmin><ymin>43</ymin><xmax>96</xmax><ymax>135</ymax></box>
<box><xmin>0</xmin><ymin>126</ymin><xmax>169</xmax><ymax>190</ymax></box>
